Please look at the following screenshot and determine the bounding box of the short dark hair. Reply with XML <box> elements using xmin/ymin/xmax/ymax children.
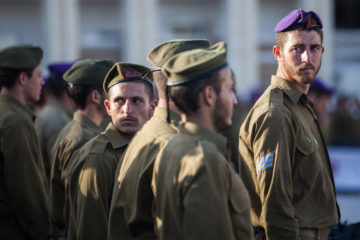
<box><xmin>275</xmin><ymin>28</ymin><xmax>324</xmax><ymax>48</ymax></box>
<box><xmin>0</xmin><ymin>67</ymin><xmax>34</xmax><ymax>89</ymax></box>
<box><xmin>169</xmin><ymin>70</ymin><xmax>222</xmax><ymax>115</ymax></box>
<box><xmin>48</xmin><ymin>74</ymin><xmax>67</xmax><ymax>98</ymax></box>
<box><xmin>66</xmin><ymin>81</ymin><xmax>103</xmax><ymax>110</ymax></box>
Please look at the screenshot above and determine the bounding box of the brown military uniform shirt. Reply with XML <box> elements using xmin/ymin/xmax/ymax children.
<box><xmin>50</xmin><ymin>112</ymin><xmax>102</xmax><ymax>237</ymax></box>
<box><xmin>0</xmin><ymin>95</ymin><xmax>50</xmax><ymax>240</ymax></box>
<box><xmin>239</xmin><ymin>75</ymin><xmax>339</xmax><ymax>239</ymax></box>
<box><xmin>108</xmin><ymin>107</ymin><xmax>179</xmax><ymax>240</ymax></box>
<box><xmin>66</xmin><ymin>122</ymin><xmax>128</xmax><ymax>240</ymax></box>
<box><xmin>35</xmin><ymin>99</ymin><xmax>73</xmax><ymax>179</ymax></box>
<box><xmin>152</xmin><ymin>122</ymin><xmax>253</xmax><ymax>240</ymax></box>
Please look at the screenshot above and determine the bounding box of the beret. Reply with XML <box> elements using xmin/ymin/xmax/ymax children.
<box><xmin>63</xmin><ymin>59</ymin><xmax>114</xmax><ymax>86</ymax></box>
<box><xmin>0</xmin><ymin>44</ymin><xmax>43</xmax><ymax>69</ymax></box>
<box><xmin>162</xmin><ymin>41</ymin><xmax>227</xmax><ymax>86</ymax></box>
<box><xmin>275</xmin><ymin>9</ymin><xmax>323</xmax><ymax>33</ymax></box>
<box><xmin>309</xmin><ymin>77</ymin><xmax>335</xmax><ymax>95</ymax></box>
<box><xmin>48</xmin><ymin>63</ymin><xmax>73</xmax><ymax>77</ymax></box>
<box><xmin>103</xmin><ymin>62</ymin><xmax>153</xmax><ymax>93</ymax></box>
<box><xmin>147</xmin><ymin>39</ymin><xmax>210</xmax><ymax>68</ymax></box>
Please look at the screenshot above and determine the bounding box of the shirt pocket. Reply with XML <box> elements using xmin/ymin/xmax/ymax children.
<box><xmin>296</xmin><ymin>131</ymin><xmax>318</xmax><ymax>156</ymax></box>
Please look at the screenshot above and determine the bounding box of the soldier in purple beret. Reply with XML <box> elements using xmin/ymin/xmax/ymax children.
<box><xmin>35</xmin><ymin>62</ymin><xmax>75</xmax><ymax>180</ymax></box>
<box><xmin>239</xmin><ymin>9</ymin><xmax>340</xmax><ymax>240</ymax></box>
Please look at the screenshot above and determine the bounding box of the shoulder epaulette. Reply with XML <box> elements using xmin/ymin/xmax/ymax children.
<box><xmin>268</xmin><ymin>88</ymin><xmax>283</xmax><ymax>112</ymax></box>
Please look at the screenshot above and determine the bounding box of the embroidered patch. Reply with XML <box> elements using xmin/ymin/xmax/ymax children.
<box><xmin>256</xmin><ymin>152</ymin><xmax>274</xmax><ymax>172</ymax></box>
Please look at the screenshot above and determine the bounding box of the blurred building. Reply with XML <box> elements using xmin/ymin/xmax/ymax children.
<box><xmin>0</xmin><ymin>0</ymin><xmax>360</xmax><ymax>99</ymax></box>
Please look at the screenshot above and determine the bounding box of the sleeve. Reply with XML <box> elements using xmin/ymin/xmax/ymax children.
<box><xmin>181</xmin><ymin>152</ymin><xmax>236</xmax><ymax>240</ymax></box>
<box><xmin>251</xmin><ymin>110</ymin><xmax>300</xmax><ymax>240</ymax></box>
<box><xmin>50</xmin><ymin>138</ymin><xmax>69</xmax><ymax>233</ymax></box>
<box><xmin>75</xmin><ymin>152</ymin><xmax>115</xmax><ymax>240</ymax></box>
<box><xmin>2</xmin><ymin>118</ymin><xmax>50</xmax><ymax>240</ymax></box>
<box><xmin>228</xmin><ymin>164</ymin><xmax>254</xmax><ymax>240</ymax></box>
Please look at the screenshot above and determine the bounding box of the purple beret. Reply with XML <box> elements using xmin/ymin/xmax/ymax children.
<box><xmin>275</xmin><ymin>9</ymin><xmax>323</xmax><ymax>33</ymax></box>
<box><xmin>309</xmin><ymin>77</ymin><xmax>335</xmax><ymax>95</ymax></box>
<box><xmin>48</xmin><ymin>62</ymin><xmax>73</xmax><ymax>77</ymax></box>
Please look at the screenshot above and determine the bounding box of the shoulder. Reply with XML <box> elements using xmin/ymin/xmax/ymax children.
<box><xmin>136</xmin><ymin>117</ymin><xmax>177</xmax><ymax>141</ymax></box>
<box><xmin>240</xmin><ymin>87</ymin><xmax>291</xmax><ymax>136</ymax></box>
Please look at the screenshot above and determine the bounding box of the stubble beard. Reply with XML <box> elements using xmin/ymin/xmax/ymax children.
<box><xmin>212</xmin><ymin>97</ymin><xmax>232</xmax><ymax>132</ymax></box>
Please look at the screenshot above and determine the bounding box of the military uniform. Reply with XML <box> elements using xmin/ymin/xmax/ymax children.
<box><xmin>66</xmin><ymin>122</ymin><xmax>128</xmax><ymax>240</ymax></box>
<box><xmin>152</xmin><ymin>122</ymin><xmax>253</xmax><ymax>240</ymax></box>
<box><xmin>50</xmin><ymin>112</ymin><xmax>102</xmax><ymax>237</ymax></box>
<box><xmin>0</xmin><ymin>95</ymin><xmax>50</xmax><ymax>239</ymax></box>
<box><xmin>239</xmin><ymin>76</ymin><xmax>339</xmax><ymax>239</ymax></box>
<box><xmin>108</xmin><ymin>107</ymin><xmax>179</xmax><ymax>240</ymax></box>
<box><xmin>35</xmin><ymin>99</ymin><xmax>73</xmax><ymax>179</ymax></box>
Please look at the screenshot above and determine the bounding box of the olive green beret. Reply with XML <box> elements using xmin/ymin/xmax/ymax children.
<box><xmin>163</xmin><ymin>41</ymin><xmax>227</xmax><ymax>86</ymax></box>
<box><xmin>147</xmin><ymin>39</ymin><xmax>210</xmax><ymax>68</ymax></box>
<box><xmin>103</xmin><ymin>62</ymin><xmax>153</xmax><ymax>93</ymax></box>
<box><xmin>0</xmin><ymin>44</ymin><xmax>43</xmax><ymax>69</ymax></box>
<box><xmin>63</xmin><ymin>59</ymin><xmax>114</xmax><ymax>86</ymax></box>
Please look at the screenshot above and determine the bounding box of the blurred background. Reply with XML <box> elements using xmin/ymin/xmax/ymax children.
<box><xmin>0</xmin><ymin>0</ymin><xmax>359</xmax><ymax>223</ymax></box>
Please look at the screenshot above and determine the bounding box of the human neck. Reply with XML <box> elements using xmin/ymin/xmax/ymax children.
<box><xmin>76</xmin><ymin>104</ymin><xmax>104</xmax><ymax>126</ymax></box>
<box><xmin>157</xmin><ymin>98</ymin><xmax>181</xmax><ymax>115</ymax></box>
<box><xmin>1</xmin><ymin>86</ymin><xmax>26</xmax><ymax>105</ymax></box>
<box><xmin>181</xmin><ymin>111</ymin><xmax>216</xmax><ymax>133</ymax></box>
<box><xmin>276</xmin><ymin>68</ymin><xmax>310</xmax><ymax>94</ymax></box>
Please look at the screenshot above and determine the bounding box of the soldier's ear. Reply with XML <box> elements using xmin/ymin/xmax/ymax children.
<box><xmin>273</xmin><ymin>45</ymin><xmax>282</xmax><ymax>62</ymax></box>
<box><xmin>104</xmin><ymin>99</ymin><xmax>111</xmax><ymax>116</ymax></box>
<box><xmin>202</xmin><ymin>85</ymin><xmax>216</xmax><ymax>108</ymax></box>
<box><xmin>17</xmin><ymin>72</ymin><xmax>28</xmax><ymax>85</ymax></box>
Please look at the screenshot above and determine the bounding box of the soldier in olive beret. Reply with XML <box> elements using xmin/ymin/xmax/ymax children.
<box><xmin>67</xmin><ymin>62</ymin><xmax>156</xmax><ymax>240</ymax></box>
<box><xmin>0</xmin><ymin>44</ymin><xmax>50</xmax><ymax>239</ymax></box>
<box><xmin>107</xmin><ymin>39</ymin><xmax>210</xmax><ymax>240</ymax></box>
<box><xmin>50</xmin><ymin>59</ymin><xmax>114</xmax><ymax>240</ymax></box>
<box><xmin>151</xmin><ymin>42</ymin><xmax>253</xmax><ymax>240</ymax></box>
<box><xmin>239</xmin><ymin>9</ymin><xmax>340</xmax><ymax>240</ymax></box>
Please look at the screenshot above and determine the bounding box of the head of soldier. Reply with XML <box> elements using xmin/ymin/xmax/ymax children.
<box><xmin>147</xmin><ymin>39</ymin><xmax>210</xmax><ymax>106</ymax></box>
<box><xmin>0</xmin><ymin>44</ymin><xmax>44</xmax><ymax>104</ymax></box>
<box><xmin>273</xmin><ymin>9</ymin><xmax>324</xmax><ymax>93</ymax></box>
<box><xmin>163</xmin><ymin>42</ymin><xmax>238</xmax><ymax>133</ymax></box>
<box><xmin>63</xmin><ymin>59</ymin><xmax>114</xmax><ymax>123</ymax></box>
<box><xmin>103</xmin><ymin>62</ymin><xmax>155</xmax><ymax>140</ymax></box>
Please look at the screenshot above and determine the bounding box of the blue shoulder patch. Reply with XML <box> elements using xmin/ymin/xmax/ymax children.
<box><xmin>256</xmin><ymin>152</ymin><xmax>274</xmax><ymax>172</ymax></box>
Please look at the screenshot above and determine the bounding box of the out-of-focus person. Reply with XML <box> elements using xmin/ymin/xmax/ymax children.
<box><xmin>35</xmin><ymin>63</ymin><xmax>74</xmax><ymax>179</ymax></box>
<box><xmin>0</xmin><ymin>44</ymin><xmax>50</xmax><ymax>239</ymax></box>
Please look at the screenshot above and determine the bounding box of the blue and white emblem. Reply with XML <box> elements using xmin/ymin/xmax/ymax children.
<box><xmin>256</xmin><ymin>152</ymin><xmax>274</xmax><ymax>172</ymax></box>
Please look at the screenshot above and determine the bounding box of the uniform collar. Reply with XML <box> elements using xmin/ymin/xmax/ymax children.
<box><xmin>0</xmin><ymin>94</ymin><xmax>36</xmax><ymax>121</ymax></box>
<box><xmin>153</xmin><ymin>107</ymin><xmax>181</xmax><ymax>122</ymax></box>
<box><xmin>179</xmin><ymin>122</ymin><xmax>228</xmax><ymax>156</ymax></box>
<box><xmin>73</xmin><ymin>111</ymin><xmax>102</xmax><ymax>132</ymax></box>
<box><xmin>271</xmin><ymin>75</ymin><xmax>306</xmax><ymax>104</ymax></box>
<box><xmin>104</xmin><ymin>122</ymin><xmax>128</xmax><ymax>149</ymax></box>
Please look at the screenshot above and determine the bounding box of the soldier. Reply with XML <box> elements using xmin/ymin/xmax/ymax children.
<box><xmin>238</xmin><ymin>9</ymin><xmax>340</xmax><ymax>240</ymax></box>
<box><xmin>152</xmin><ymin>42</ymin><xmax>253</xmax><ymax>240</ymax></box>
<box><xmin>107</xmin><ymin>39</ymin><xmax>210</xmax><ymax>240</ymax></box>
<box><xmin>66</xmin><ymin>62</ymin><xmax>155</xmax><ymax>240</ymax></box>
<box><xmin>50</xmin><ymin>59</ymin><xmax>114</xmax><ymax>239</ymax></box>
<box><xmin>0</xmin><ymin>44</ymin><xmax>50</xmax><ymax>239</ymax></box>
<box><xmin>35</xmin><ymin>63</ymin><xmax>74</xmax><ymax>179</ymax></box>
